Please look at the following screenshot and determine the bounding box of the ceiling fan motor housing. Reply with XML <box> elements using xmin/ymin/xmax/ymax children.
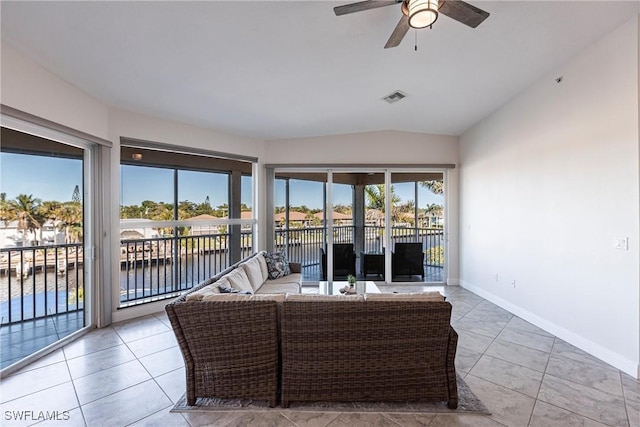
<box><xmin>405</xmin><ymin>0</ymin><xmax>439</xmax><ymax>29</ymax></box>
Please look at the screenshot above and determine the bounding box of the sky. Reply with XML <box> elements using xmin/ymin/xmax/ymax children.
<box><xmin>1</xmin><ymin>152</ymin><xmax>83</xmax><ymax>202</ymax></box>
<box><xmin>1</xmin><ymin>152</ymin><xmax>443</xmax><ymax>210</ymax></box>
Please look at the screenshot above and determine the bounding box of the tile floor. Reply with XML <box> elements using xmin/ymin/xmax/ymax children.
<box><xmin>0</xmin><ymin>285</ymin><xmax>638</xmax><ymax>427</ymax></box>
<box><xmin>1</xmin><ymin>311</ymin><xmax>85</xmax><ymax>369</ymax></box>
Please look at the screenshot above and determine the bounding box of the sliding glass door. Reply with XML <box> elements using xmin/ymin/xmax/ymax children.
<box><xmin>270</xmin><ymin>168</ymin><xmax>447</xmax><ymax>285</ymax></box>
<box><xmin>0</xmin><ymin>127</ymin><xmax>94</xmax><ymax>369</ymax></box>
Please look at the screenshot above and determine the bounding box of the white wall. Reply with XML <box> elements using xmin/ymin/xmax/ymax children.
<box><xmin>459</xmin><ymin>17</ymin><xmax>640</xmax><ymax>377</ymax></box>
<box><xmin>0</xmin><ymin>42</ymin><xmax>268</xmax><ymax>323</ymax></box>
<box><xmin>266</xmin><ymin>130</ymin><xmax>457</xmax><ymax>164</ymax></box>
<box><xmin>107</xmin><ymin>109</ymin><xmax>266</xmax><ymax>322</ymax></box>
<box><xmin>0</xmin><ymin>43</ymin><xmax>109</xmax><ymax>138</ymax></box>
<box><xmin>265</xmin><ymin>130</ymin><xmax>461</xmax><ymax>284</ymax></box>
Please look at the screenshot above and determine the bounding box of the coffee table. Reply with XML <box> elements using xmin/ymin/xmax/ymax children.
<box><xmin>318</xmin><ymin>280</ymin><xmax>380</xmax><ymax>296</ymax></box>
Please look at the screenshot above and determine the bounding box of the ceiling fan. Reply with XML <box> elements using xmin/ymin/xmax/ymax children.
<box><xmin>334</xmin><ymin>0</ymin><xmax>490</xmax><ymax>49</ymax></box>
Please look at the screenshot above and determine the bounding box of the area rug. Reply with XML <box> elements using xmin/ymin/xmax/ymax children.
<box><xmin>171</xmin><ymin>376</ymin><xmax>490</xmax><ymax>415</ymax></box>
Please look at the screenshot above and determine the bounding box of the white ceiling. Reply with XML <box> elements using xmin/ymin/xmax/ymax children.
<box><xmin>1</xmin><ymin>1</ymin><xmax>638</xmax><ymax>141</ymax></box>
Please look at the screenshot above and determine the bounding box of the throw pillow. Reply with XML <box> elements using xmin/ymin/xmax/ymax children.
<box><xmin>264</xmin><ymin>251</ymin><xmax>291</xmax><ymax>279</ymax></box>
<box><xmin>218</xmin><ymin>285</ymin><xmax>251</xmax><ymax>295</ymax></box>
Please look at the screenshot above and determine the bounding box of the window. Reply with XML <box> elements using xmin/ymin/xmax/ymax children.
<box><xmin>119</xmin><ymin>143</ymin><xmax>254</xmax><ymax>306</ymax></box>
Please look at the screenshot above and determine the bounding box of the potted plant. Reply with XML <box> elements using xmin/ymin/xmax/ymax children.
<box><xmin>347</xmin><ymin>274</ymin><xmax>357</xmax><ymax>288</ymax></box>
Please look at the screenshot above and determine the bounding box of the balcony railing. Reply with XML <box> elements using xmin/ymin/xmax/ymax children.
<box><xmin>0</xmin><ymin>243</ymin><xmax>84</xmax><ymax>325</ymax></box>
<box><xmin>276</xmin><ymin>225</ymin><xmax>444</xmax><ymax>280</ymax></box>
<box><xmin>119</xmin><ymin>231</ymin><xmax>254</xmax><ymax>306</ymax></box>
<box><xmin>0</xmin><ymin>225</ymin><xmax>445</xmax><ymax>325</ymax></box>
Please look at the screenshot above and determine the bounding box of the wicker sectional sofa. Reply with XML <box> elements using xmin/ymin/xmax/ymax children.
<box><xmin>166</xmin><ymin>253</ymin><xmax>459</xmax><ymax>409</ymax></box>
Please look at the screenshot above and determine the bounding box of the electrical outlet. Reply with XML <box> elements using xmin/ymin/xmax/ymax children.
<box><xmin>614</xmin><ymin>237</ymin><xmax>628</xmax><ymax>250</ymax></box>
<box><xmin>511</xmin><ymin>280</ymin><xmax>516</xmax><ymax>288</ymax></box>
<box><xmin>494</xmin><ymin>274</ymin><xmax>499</xmax><ymax>283</ymax></box>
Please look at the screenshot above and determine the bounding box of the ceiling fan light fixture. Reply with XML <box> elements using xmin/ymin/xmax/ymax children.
<box><xmin>407</xmin><ymin>0</ymin><xmax>439</xmax><ymax>29</ymax></box>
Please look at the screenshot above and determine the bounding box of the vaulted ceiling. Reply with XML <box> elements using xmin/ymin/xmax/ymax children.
<box><xmin>1</xmin><ymin>1</ymin><xmax>638</xmax><ymax>140</ymax></box>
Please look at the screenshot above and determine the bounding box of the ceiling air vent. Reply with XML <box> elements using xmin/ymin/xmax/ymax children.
<box><xmin>382</xmin><ymin>90</ymin><xmax>406</xmax><ymax>104</ymax></box>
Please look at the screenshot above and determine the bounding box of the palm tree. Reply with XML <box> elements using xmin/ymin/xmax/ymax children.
<box><xmin>419</xmin><ymin>180</ymin><xmax>444</xmax><ymax>195</ymax></box>
<box><xmin>9</xmin><ymin>194</ymin><xmax>42</xmax><ymax>246</ymax></box>
<box><xmin>37</xmin><ymin>200</ymin><xmax>62</xmax><ymax>243</ymax></box>
<box><xmin>0</xmin><ymin>192</ymin><xmax>16</xmax><ymax>228</ymax></box>
<box><xmin>365</xmin><ymin>184</ymin><xmax>403</xmax><ymax>224</ymax></box>
<box><xmin>57</xmin><ymin>201</ymin><xmax>83</xmax><ymax>243</ymax></box>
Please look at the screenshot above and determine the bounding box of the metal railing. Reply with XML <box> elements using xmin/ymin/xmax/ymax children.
<box><xmin>119</xmin><ymin>230</ymin><xmax>254</xmax><ymax>306</ymax></box>
<box><xmin>275</xmin><ymin>225</ymin><xmax>445</xmax><ymax>280</ymax></box>
<box><xmin>0</xmin><ymin>243</ymin><xmax>84</xmax><ymax>325</ymax></box>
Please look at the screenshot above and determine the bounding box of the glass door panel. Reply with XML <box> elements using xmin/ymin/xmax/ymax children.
<box><xmin>361</xmin><ymin>173</ymin><xmax>386</xmax><ymax>279</ymax></box>
<box><xmin>390</xmin><ymin>172</ymin><xmax>445</xmax><ymax>283</ymax></box>
<box><xmin>0</xmin><ymin>128</ymin><xmax>87</xmax><ymax>369</ymax></box>
<box><xmin>274</xmin><ymin>172</ymin><xmax>327</xmax><ymax>281</ymax></box>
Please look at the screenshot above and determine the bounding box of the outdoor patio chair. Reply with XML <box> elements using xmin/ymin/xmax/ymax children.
<box><xmin>392</xmin><ymin>242</ymin><xmax>424</xmax><ymax>279</ymax></box>
<box><xmin>321</xmin><ymin>243</ymin><xmax>356</xmax><ymax>280</ymax></box>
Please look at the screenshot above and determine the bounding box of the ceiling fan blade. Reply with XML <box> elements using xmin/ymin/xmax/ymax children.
<box><xmin>334</xmin><ymin>0</ymin><xmax>400</xmax><ymax>16</ymax></box>
<box><xmin>438</xmin><ymin>0</ymin><xmax>490</xmax><ymax>28</ymax></box>
<box><xmin>384</xmin><ymin>15</ymin><xmax>410</xmax><ymax>49</ymax></box>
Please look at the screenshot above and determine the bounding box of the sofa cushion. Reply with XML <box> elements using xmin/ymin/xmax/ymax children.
<box><xmin>285</xmin><ymin>293</ymin><xmax>364</xmax><ymax>302</ymax></box>
<box><xmin>218</xmin><ymin>285</ymin><xmax>251</xmax><ymax>294</ymax></box>
<box><xmin>185</xmin><ymin>283</ymin><xmax>221</xmax><ymax>301</ymax></box>
<box><xmin>264</xmin><ymin>251</ymin><xmax>291</xmax><ymax>279</ymax></box>
<box><xmin>365</xmin><ymin>291</ymin><xmax>445</xmax><ymax>301</ymax></box>
<box><xmin>240</xmin><ymin>256</ymin><xmax>267</xmax><ymax>292</ymax></box>
<box><xmin>224</xmin><ymin>267</ymin><xmax>254</xmax><ymax>294</ymax></box>
<box><xmin>256</xmin><ymin>252</ymin><xmax>270</xmax><ymax>282</ymax></box>
<box><xmin>201</xmin><ymin>293</ymin><xmax>286</xmax><ymax>302</ymax></box>
<box><xmin>257</xmin><ymin>281</ymin><xmax>301</xmax><ymax>294</ymax></box>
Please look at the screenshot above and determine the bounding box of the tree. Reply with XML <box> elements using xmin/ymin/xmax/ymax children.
<box><xmin>9</xmin><ymin>194</ymin><xmax>42</xmax><ymax>245</ymax></box>
<box><xmin>71</xmin><ymin>185</ymin><xmax>81</xmax><ymax>203</ymax></box>
<box><xmin>0</xmin><ymin>192</ymin><xmax>15</xmax><ymax>227</ymax></box>
<box><xmin>57</xmin><ymin>201</ymin><xmax>83</xmax><ymax>243</ymax></box>
<box><xmin>364</xmin><ymin>184</ymin><xmax>403</xmax><ymax>224</ymax></box>
<box><xmin>419</xmin><ymin>180</ymin><xmax>443</xmax><ymax>195</ymax></box>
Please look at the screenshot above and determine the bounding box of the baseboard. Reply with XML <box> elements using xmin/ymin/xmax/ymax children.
<box><xmin>112</xmin><ymin>299</ymin><xmax>169</xmax><ymax>324</ymax></box>
<box><xmin>460</xmin><ymin>280</ymin><xmax>639</xmax><ymax>379</ymax></box>
<box><xmin>447</xmin><ymin>278</ymin><xmax>460</xmax><ymax>286</ymax></box>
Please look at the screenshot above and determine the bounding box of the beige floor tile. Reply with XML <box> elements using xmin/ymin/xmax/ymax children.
<box><xmin>382</xmin><ymin>412</ymin><xmax>436</xmax><ymax>426</ymax></box>
<box><xmin>464</xmin><ymin>374</ymin><xmax>536</xmax><ymax>427</ymax></box>
<box><xmin>62</xmin><ymin>327</ymin><xmax>124</xmax><ymax>360</ymax></box>
<box><xmin>528</xmin><ymin>400</ymin><xmax>608</xmax><ymax>427</ymax></box>
<box><xmin>112</xmin><ymin>314</ymin><xmax>172</xmax><ymax>343</ymax></box>
<box><xmin>74</xmin><ymin>359</ymin><xmax>151</xmax><ymax>405</ymax></box>
<box><xmin>155</xmin><ymin>367</ymin><xmax>187</xmax><ymax>403</ymax></box>
<box><xmin>454</xmin><ymin>346</ymin><xmax>483</xmax><ymax>374</ymax></box>
<box><xmin>130</xmin><ymin>406</ymin><xmax>190</xmax><ymax>427</ymax></box>
<box><xmin>138</xmin><ymin>345</ymin><xmax>185</xmax><ymax>378</ymax></box>
<box><xmin>66</xmin><ymin>343</ymin><xmax>136</xmax><ymax>379</ymax></box>
<box><xmin>495</xmin><ymin>329</ymin><xmax>554</xmax><ymax>353</ymax></box>
<box><xmin>504</xmin><ymin>317</ymin><xmax>554</xmax><ymax>338</ymax></box>
<box><xmin>453</xmin><ymin>316</ymin><xmax>508</xmax><ymax>339</ymax></box>
<box><xmin>30</xmin><ymin>407</ymin><xmax>85</xmax><ymax>427</ymax></box>
<box><xmin>0</xmin><ymin>382</ymin><xmax>80</xmax><ymax>427</ymax></box>
<box><xmin>225</xmin><ymin>411</ymin><xmax>296</xmax><ymax>426</ymax></box>
<box><xmin>326</xmin><ymin>412</ymin><xmax>401</xmax><ymax>426</ymax></box>
<box><xmin>485</xmin><ymin>339</ymin><xmax>550</xmax><ymax>373</ymax></box>
<box><xmin>281</xmin><ymin>411</ymin><xmax>341</xmax><ymax>427</ymax></box>
<box><xmin>469</xmin><ymin>355</ymin><xmax>543</xmax><ymax>398</ymax></box>
<box><xmin>456</xmin><ymin>329</ymin><xmax>495</xmax><ymax>354</ymax></box>
<box><xmin>81</xmin><ymin>380</ymin><xmax>171</xmax><ymax>426</ymax></box>
<box><xmin>0</xmin><ymin>361</ymin><xmax>71</xmax><ymax>403</ymax></box>
<box><xmin>180</xmin><ymin>410</ymin><xmax>244</xmax><ymax>427</ymax></box>
<box><xmin>538</xmin><ymin>374</ymin><xmax>628</xmax><ymax>426</ymax></box>
<box><xmin>622</xmin><ymin>372</ymin><xmax>640</xmax><ymax>403</ymax></box>
<box><xmin>427</xmin><ymin>414</ymin><xmax>508</xmax><ymax>426</ymax></box>
<box><xmin>544</xmin><ymin>353</ymin><xmax>623</xmax><ymax>397</ymax></box>
<box><xmin>125</xmin><ymin>329</ymin><xmax>178</xmax><ymax>359</ymax></box>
